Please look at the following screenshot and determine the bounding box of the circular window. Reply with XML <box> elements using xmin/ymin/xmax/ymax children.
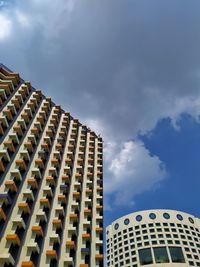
<box><xmin>136</xmin><ymin>215</ymin><xmax>142</xmax><ymax>222</ymax></box>
<box><xmin>177</xmin><ymin>214</ymin><xmax>183</xmax><ymax>221</ymax></box>
<box><xmin>124</xmin><ymin>218</ymin><xmax>130</xmax><ymax>225</ymax></box>
<box><xmin>163</xmin><ymin>213</ymin><xmax>170</xmax><ymax>219</ymax></box>
<box><xmin>114</xmin><ymin>223</ymin><xmax>119</xmax><ymax>230</ymax></box>
<box><xmin>149</xmin><ymin>213</ymin><xmax>156</xmax><ymax>220</ymax></box>
<box><xmin>189</xmin><ymin>217</ymin><xmax>194</xmax><ymax>224</ymax></box>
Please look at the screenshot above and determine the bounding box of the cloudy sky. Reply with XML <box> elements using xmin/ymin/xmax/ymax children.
<box><xmin>1</xmin><ymin>0</ymin><xmax>200</xmax><ymax>226</ymax></box>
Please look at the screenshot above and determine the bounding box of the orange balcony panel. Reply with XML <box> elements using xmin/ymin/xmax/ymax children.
<box><xmin>24</xmin><ymin>141</ymin><xmax>33</xmax><ymax>152</ymax></box>
<box><xmin>84</xmin><ymin>209</ymin><xmax>92</xmax><ymax>214</ymax></box>
<box><xmin>62</xmin><ymin>175</ymin><xmax>69</xmax><ymax>182</ymax></box>
<box><xmin>69</xmin><ymin>213</ymin><xmax>78</xmax><ymax>219</ymax></box>
<box><xmin>57</xmin><ymin>194</ymin><xmax>66</xmax><ymax>204</ymax></box>
<box><xmin>82</xmin><ymin>233</ymin><xmax>91</xmax><ymax>239</ymax></box>
<box><xmin>80</xmin><ymin>265</ymin><xmax>89</xmax><ymax>267</ymax></box>
<box><xmin>46</xmin><ymin>176</ymin><xmax>55</xmax><ymax>186</ymax></box>
<box><xmin>87</xmin><ymin>172</ymin><xmax>93</xmax><ymax>177</ymax></box>
<box><xmin>35</xmin><ymin>159</ymin><xmax>44</xmax><ymax>168</ymax></box>
<box><xmin>96</xmin><ymin>205</ymin><xmax>103</xmax><ymax>210</ymax></box>
<box><xmin>97</xmin><ymin>187</ymin><xmax>103</xmax><ymax>192</ymax></box>
<box><xmin>66</xmin><ymin>241</ymin><xmax>75</xmax><ymax>249</ymax></box>
<box><xmin>55</xmin><ymin>144</ymin><xmax>62</xmax><ymax>151</ymax></box>
<box><xmin>6</xmin><ymin>234</ymin><xmax>20</xmax><ymax>246</ymax></box>
<box><xmin>13</xmin><ymin>125</ymin><xmax>23</xmax><ymax>136</ymax></box>
<box><xmin>32</xmin><ymin>225</ymin><xmax>43</xmax><ymax>236</ymax></box>
<box><xmin>37</xmin><ymin>115</ymin><xmax>44</xmax><ymax>124</ymax></box>
<box><xmin>27</xmin><ymin>178</ymin><xmax>38</xmax><ymax>189</ymax></box>
<box><xmin>16</xmin><ymin>159</ymin><xmax>27</xmax><ymax>171</ymax></box>
<box><xmin>21</xmin><ymin>113</ymin><xmax>29</xmax><ymax>123</ymax></box>
<box><xmin>65</xmin><ymin>158</ymin><xmax>72</xmax><ymax>163</ymax></box>
<box><xmin>18</xmin><ymin>202</ymin><xmax>31</xmax><ymax>214</ymax></box>
<box><xmin>27</xmin><ymin>102</ymin><xmax>35</xmax><ymax>112</ymax></box>
<box><xmin>68</xmin><ymin>144</ymin><xmax>74</xmax><ymax>149</ymax></box>
<box><xmin>0</xmin><ymin>207</ymin><xmax>6</xmax><ymax>221</ymax></box>
<box><xmin>4</xmin><ymin>140</ymin><xmax>15</xmax><ymax>152</ymax></box>
<box><xmin>95</xmin><ymin>254</ymin><xmax>103</xmax><ymax>260</ymax></box>
<box><xmin>40</xmin><ymin>198</ymin><xmax>50</xmax><ymax>209</ymax></box>
<box><xmin>73</xmin><ymin>192</ymin><xmax>80</xmax><ymax>198</ymax></box>
<box><xmin>31</xmin><ymin>127</ymin><xmax>39</xmax><ymax>136</ymax></box>
<box><xmin>0</xmin><ymin>159</ymin><xmax>5</xmax><ymax>172</ymax></box>
<box><xmin>0</xmin><ymin>123</ymin><xmax>4</xmax><ymax>135</ymax></box>
<box><xmin>85</xmin><ymin>189</ymin><xmax>92</xmax><ymax>193</ymax></box>
<box><xmin>46</xmin><ymin>129</ymin><xmax>53</xmax><ymax>137</ymax></box>
<box><xmin>52</xmin><ymin>219</ymin><xmax>62</xmax><ymax>228</ymax></box>
<box><xmin>21</xmin><ymin>261</ymin><xmax>35</xmax><ymax>267</ymax></box>
<box><xmin>96</xmin><ymin>227</ymin><xmax>103</xmax><ymax>233</ymax></box>
<box><xmin>51</xmin><ymin>158</ymin><xmax>59</xmax><ymax>166</ymax></box>
<box><xmin>12</xmin><ymin>98</ymin><xmax>21</xmax><ymax>109</ymax></box>
<box><xmin>41</xmin><ymin>143</ymin><xmax>49</xmax><ymax>152</ymax></box>
<box><xmin>5</xmin><ymin>180</ymin><xmax>18</xmax><ymax>192</ymax></box>
<box><xmin>75</xmin><ymin>173</ymin><xmax>82</xmax><ymax>178</ymax></box>
<box><xmin>46</xmin><ymin>250</ymin><xmax>57</xmax><ymax>260</ymax></box>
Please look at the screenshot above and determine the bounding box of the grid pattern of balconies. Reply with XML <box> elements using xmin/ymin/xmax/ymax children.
<box><xmin>0</xmin><ymin>64</ymin><xmax>103</xmax><ymax>267</ymax></box>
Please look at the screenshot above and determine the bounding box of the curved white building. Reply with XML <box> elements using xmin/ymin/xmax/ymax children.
<box><xmin>106</xmin><ymin>209</ymin><xmax>200</xmax><ymax>267</ymax></box>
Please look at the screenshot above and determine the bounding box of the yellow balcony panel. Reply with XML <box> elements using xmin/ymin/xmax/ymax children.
<box><xmin>75</xmin><ymin>173</ymin><xmax>82</xmax><ymax>178</ymax></box>
<box><xmin>32</xmin><ymin>225</ymin><xmax>43</xmax><ymax>237</ymax></box>
<box><xmin>6</xmin><ymin>234</ymin><xmax>20</xmax><ymax>246</ymax></box>
<box><xmin>46</xmin><ymin>176</ymin><xmax>55</xmax><ymax>186</ymax></box>
<box><xmin>46</xmin><ymin>250</ymin><xmax>57</xmax><ymax>260</ymax></box>
<box><xmin>85</xmin><ymin>189</ymin><xmax>92</xmax><ymax>194</ymax></box>
<box><xmin>66</xmin><ymin>241</ymin><xmax>75</xmax><ymax>249</ymax></box>
<box><xmin>84</xmin><ymin>209</ymin><xmax>92</xmax><ymax>214</ymax></box>
<box><xmin>96</xmin><ymin>227</ymin><xmax>103</xmax><ymax>233</ymax></box>
<box><xmin>4</xmin><ymin>140</ymin><xmax>15</xmax><ymax>153</ymax></box>
<box><xmin>15</xmin><ymin>159</ymin><xmax>27</xmax><ymax>171</ymax></box>
<box><xmin>3</xmin><ymin>109</ymin><xmax>13</xmax><ymax>121</ymax></box>
<box><xmin>46</xmin><ymin>129</ymin><xmax>53</xmax><ymax>137</ymax></box>
<box><xmin>24</xmin><ymin>141</ymin><xmax>33</xmax><ymax>152</ymax></box>
<box><xmin>5</xmin><ymin>180</ymin><xmax>17</xmax><ymax>192</ymax></box>
<box><xmin>27</xmin><ymin>101</ymin><xmax>36</xmax><ymax>112</ymax></box>
<box><xmin>73</xmin><ymin>192</ymin><xmax>80</xmax><ymax>198</ymax></box>
<box><xmin>52</xmin><ymin>219</ymin><xmax>62</xmax><ymax>229</ymax></box>
<box><xmin>34</xmin><ymin>90</ymin><xmax>42</xmax><ymax>101</ymax></box>
<box><xmin>18</xmin><ymin>202</ymin><xmax>31</xmax><ymax>214</ymax></box>
<box><xmin>27</xmin><ymin>178</ymin><xmax>38</xmax><ymax>189</ymax></box>
<box><xmin>40</xmin><ymin>198</ymin><xmax>50</xmax><ymax>209</ymax></box>
<box><xmin>87</xmin><ymin>172</ymin><xmax>93</xmax><ymax>177</ymax></box>
<box><xmin>0</xmin><ymin>159</ymin><xmax>5</xmax><ymax>172</ymax></box>
<box><xmin>37</xmin><ymin>115</ymin><xmax>44</xmax><ymax>125</ymax></box>
<box><xmin>13</xmin><ymin>125</ymin><xmax>23</xmax><ymax>136</ymax></box>
<box><xmin>95</xmin><ymin>254</ymin><xmax>103</xmax><ymax>260</ymax></box>
<box><xmin>82</xmin><ymin>233</ymin><xmax>91</xmax><ymax>239</ymax></box>
<box><xmin>57</xmin><ymin>194</ymin><xmax>66</xmax><ymax>204</ymax></box>
<box><xmin>35</xmin><ymin>159</ymin><xmax>44</xmax><ymax>169</ymax></box>
<box><xmin>21</xmin><ymin>261</ymin><xmax>35</xmax><ymax>267</ymax></box>
<box><xmin>0</xmin><ymin>207</ymin><xmax>6</xmax><ymax>221</ymax></box>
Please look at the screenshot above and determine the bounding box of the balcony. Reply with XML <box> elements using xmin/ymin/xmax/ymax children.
<box><xmin>0</xmin><ymin>207</ymin><xmax>6</xmax><ymax>221</ymax></box>
<box><xmin>40</xmin><ymin>198</ymin><xmax>50</xmax><ymax>209</ymax></box>
<box><xmin>32</xmin><ymin>225</ymin><xmax>43</xmax><ymax>237</ymax></box>
<box><xmin>27</xmin><ymin>178</ymin><xmax>38</xmax><ymax>189</ymax></box>
<box><xmin>15</xmin><ymin>159</ymin><xmax>27</xmax><ymax>171</ymax></box>
<box><xmin>46</xmin><ymin>176</ymin><xmax>55</xmax><ymax>186</ymax></box>
<box><xmin>4</xmin><ymin>140</ymin><xmax>15</xmax><ymax>153</ymax></box>
<box><xmin>21</xmin><ymin>261</ymin><xmax>35</xmax><ymax>267</ymax></box>
<box><xmin>82</xmin><ymin>233</ymin><xmax>91</xmax><ymax>239</ymax></box>
<box><xmin>66</xmin><ymin>241</ymin><xmax>75</xmax><ymax>249</ymax></box>
<box><xmin>5</xmin><ymin>180</ymin><xmax>18</xmax><ymax>192</ymax></box>
<box><xmin>0</xmin><ymin>253</ymin><xmax>15</xmax><ymax>266</ymax></box>
<box><xmin>6</xmin><ymin>234</ymin><xmax>21</xmax><ymax>246</ymax></box>
<box><xmin>18</xmin><ymin>202</ymin><xmax>31</xmax><ymax>214</ymax></box>
<box><xmin>52</xmin><ymin>219</ymin><xmax>62</xmax><ymax>229</ymax></box>
<box><xmin>95</xmin><ymin>254</ymin><xmax>103</xmax><ymax>260</ymax></box>
<box><xmin>0</xmin><ymin>194</ymin><xmax>11</xmax><ymax>205</ymax></box>
<box><xmin>46</xmin><ymin>250</ymin><xmax>58</xmax><ymax>260</ymax></box>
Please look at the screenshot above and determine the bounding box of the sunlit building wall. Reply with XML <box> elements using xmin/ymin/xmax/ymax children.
<box><xmin>0</xmin><ymin>64</ymin><xmax>103</xmax><ymax>267</ymax></box>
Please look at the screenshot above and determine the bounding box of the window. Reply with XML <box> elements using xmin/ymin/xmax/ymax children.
<box><xmin>114</xmin><ymin>223</ymin><xmax>119</xmax><ymax>230</ymax></box>
<box><xmin>136</xmin><ymin>215</ymin><xmax>142</xmax><ymax>222</ymax></box>
<box><xmin>124</xmin><ymin>218</ymin><xmax>130</xmax><ymax>225</ymax></box>
<box><xmin>153</xmin><ymin>247</ymin><xmax>169</xmax><ymax>263</ymax></box>
<box><xmin>163</xmin><ymin>212</ymin><xmax>170</xmax><ymax>219</ymax></box>
<box><xmin>149</xmin><ymin>213</ymin><xmax>156</xmax><ymax>220</ymax></box>
<box><xmin>189</xmin><ymin>217</ymin><xmax>194</xmax><ymax>224</ymax></box>
<box><xmin>177</xmin><ymin>214</ymin><xmax>183</xmax><ymax>221</ymax></box>
<box><xmin>139</xmin><ymin>248</ymin><xmax>153</xmax><ymax>265</ymax></box>
<box><xmin>169</xmin><ymin>247</ymin><xmax>185</xmax><ymax>263</ymax></box>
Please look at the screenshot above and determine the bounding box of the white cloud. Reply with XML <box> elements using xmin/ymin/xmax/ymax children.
<box><xmin>0</xmin><ymin>13</ymin><xmax>12</xmax><ymax>40</ymax></box>
<box><xmin>104</xmin><ymin>141</ymin><xmax>167</xmax><ymax>207</ymax></box>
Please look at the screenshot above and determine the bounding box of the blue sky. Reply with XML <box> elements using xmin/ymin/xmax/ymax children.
<box><xmin>0</xmin><ymin>0</ymin><xmax>200</xmax><ymax>228</ymax></box>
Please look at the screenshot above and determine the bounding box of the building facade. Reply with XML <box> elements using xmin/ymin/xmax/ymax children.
<box><xmin>106</xmin><ymin>209</ymin><xmax>200</xmax><ymax>267</ymax></box>
<box><xmin>0</xmin><ymin>64</ymin><xmax>103</xmax><ymax>267</ymax></box>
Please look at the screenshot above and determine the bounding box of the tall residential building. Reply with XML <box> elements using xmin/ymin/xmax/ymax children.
<box><xmin>0</xmin><ymin>64</ymin><xmax>103</xmax><ymax>267</ymax></box>
<box><xmin>106</xmin><ymin>209</ymin><xmax>200</xmax><ymax>267</ymax></box>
